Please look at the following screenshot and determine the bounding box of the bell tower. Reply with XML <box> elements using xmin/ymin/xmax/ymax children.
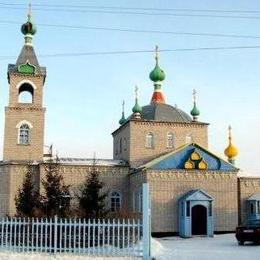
<box><xmin>3</xmin><ymin>7</ymin><xmax>46</xmax><ymax>161</ymax></box>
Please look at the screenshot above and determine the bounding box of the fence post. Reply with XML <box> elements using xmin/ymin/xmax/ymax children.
<box><xmin>142</xmin><ymin>183</ymin><xmax>151</xmax><ymax>260</ymax></box>
<box><xmin>54</xmin><ymin>215</ymin><xmax>58</xmax><ymax>254</ymax></box>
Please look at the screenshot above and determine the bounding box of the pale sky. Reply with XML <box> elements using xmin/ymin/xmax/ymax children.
<box><xmin>0</xmin><ymin>0</ymin><xmax>259</xmax><ymax>176</ymax></box>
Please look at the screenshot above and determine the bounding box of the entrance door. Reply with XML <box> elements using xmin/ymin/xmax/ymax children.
<box><xmin>192</xmin><ymin>205</ymin><xmax>207</xmax><ymax>235</ymax></box>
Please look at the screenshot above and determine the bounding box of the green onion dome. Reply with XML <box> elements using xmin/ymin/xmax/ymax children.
<box><xmin>21</xmin><ymin>15</ymin><xmax>37</xmax><ymax>36</ymax></box>
<box><xmin>190</xmin><ymin>103</ymin><xmax>200</xmax><ymax>117</ymax></box>
<box><xmin>132</xmin><ymin>99</ymin><xmax>142</xmax><ymax>114</ymax></box>
<box><xmin>119</xmin><ymin>112</ymin><xmax>127</xmax><ymax>125</ymax></box>
<box><xmin>149</xmin><ymin>61</ymin><xmax>166</xmax><ymax>82</ymax></box>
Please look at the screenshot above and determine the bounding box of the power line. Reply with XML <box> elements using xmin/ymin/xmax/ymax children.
<box><xmin>1</xmin><ymin>45</ymin><xmax>260</xmax><ymax>61</ymax></box>
<box><xmin>1</xmin><ymin>2</ymin><xmax>260</xmax><ymax>14</ymax></box>
<box><xmin>1</xmin><ymin>5</ymin><xmax>260</xmax><ymax>20</ymax></box>
<box><xmin>0</xmin><ymin>19</ymin><xmax>260</xmax><ymax>40</ymax></box>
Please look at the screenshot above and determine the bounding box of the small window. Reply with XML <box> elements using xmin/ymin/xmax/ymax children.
<box><xmin>19</xmin><ymin>124</ymin><xmax>30</xmax><ymax>145</ymax></box>
<box><xmin>186</xmin><ymin>134</ymin><xmax>193</xmax><ymax>144</ymax></box>
<box><xmin>145</xmin><ymin>133</ymin><xmax>154</xmax><ymax>148</ymax></box>
<box><xmin>250</xmin><ymin>202</ymin><xmax>254</xmax><ymax>215</ymax></box>
<box><xmin>119</xmin><ymin>138</ymin><xmax>122</xmax><ymax>153</ymax></box>
<box><xmin>123</xmin><ymin>138</ymin><xmax>127</xmax><ymax>151</ymax></box>
<box><xmin>133</xmin><ymin>190</ymin><xmax>142</xmax><ymax>213</ymax></box>
<box><xmin>167</xmin><ymin>132</ymin><xmax>174</xmax><ymax>148</ymax></box>
<box><xmin>186</xmin><ymin>201</ymin><xmax>190</xmax><ymax>217</ymax></box>
<box><xmin>115</xmin><ymin>141</ymin><xmax>118</xmax><ymax>155</ymax></box>
<box><xmin>110</xmin><ymin>191</ymin><xmax>121</xmax><ymax>212</ymax></box>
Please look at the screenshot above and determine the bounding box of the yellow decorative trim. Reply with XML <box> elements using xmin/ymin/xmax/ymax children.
<box><xmin>184</xmin><ymin>160</ymin><xmax>195</xmax><ymax>169</ymax></box>
<box><xmin>191</xmin><ymin>151</ymin><xmax>201</xmax><ymax>161</ymax></box>
<box><xmin>198</xmin><ymin>159</ymin><xmax>207</xmax><ymax>170</ymax></box>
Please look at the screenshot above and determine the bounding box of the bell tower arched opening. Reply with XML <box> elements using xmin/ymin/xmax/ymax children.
<box><xmin>18</xmin><ymin>83</ymin><xmax>34</xmax><ymax>103</ymax></box>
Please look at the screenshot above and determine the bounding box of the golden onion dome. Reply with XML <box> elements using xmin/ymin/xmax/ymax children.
<box><xmin>224</xmin><ymin>143</ymin><xmax>238</xmax><ymax>158</ymax></box>
<box><xmin>224</xmin><ymin>126</ymin><xmax>238</xmax><ymax>160</ymax></box>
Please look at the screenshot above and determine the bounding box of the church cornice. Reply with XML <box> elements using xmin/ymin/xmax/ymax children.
<box><xmin>5</xmin><ymin>106</ymin><xmax>46</xmax><ymax>112</ymax></box>
<box><xmin>112</xmin><ymin>119</ymin><xmax>209</xmax><ymax>136</ymax></box>
<box><xmin>131</xmin><ymin>119</ymin><xmax>209</xmax><ymax>127</ymax></box>
<box><xmin>146</xmin><ymin>169</ymin><xmax>237</xmax><ymax>180</ymax></box>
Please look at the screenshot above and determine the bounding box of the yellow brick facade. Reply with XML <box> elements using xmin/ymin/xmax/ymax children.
<box><xmin>113</xmin><ymin>120</ymin><xmax>208</xmax><ymax>167</ymax></box>
<box><xmin>146</xmin><ymin>170</ymin><xmax>238</xmax><ymax>232</ymax></box>
<box><xmin>3</xmin><ymin>73</ymin><xmax>45</xmax><ymax>161</ymax></box>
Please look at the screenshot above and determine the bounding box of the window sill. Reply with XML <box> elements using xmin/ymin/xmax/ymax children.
<box><xmin>17</xmin><ymin>143</ymin><xmax>30</xmax><ymax>146</ymax></box>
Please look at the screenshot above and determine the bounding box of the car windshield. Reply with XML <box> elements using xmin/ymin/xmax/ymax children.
<box><xmin>243</xmin><ymin>219</ymin><xmax>260</xmax><ymax>225</ymax></box>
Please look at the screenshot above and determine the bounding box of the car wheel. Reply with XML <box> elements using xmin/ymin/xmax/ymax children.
<box><xmin>238</xmin><ymin>241</ymin><xmax>244</xmax><ymax>245</ymax></box>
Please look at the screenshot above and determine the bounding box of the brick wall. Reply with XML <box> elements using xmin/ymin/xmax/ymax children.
<box><xmin>113</xmin><ymin>120</ymin><xmax>208</xmax><ymax>167</ymax></box>
<box><xmin>3</xmin><ymin>73</ymin><xmax>45</xmax><ymax>161</ymax></box>
<box><xmin>146</xmin><ymin>169</ymin><xmax>238</xmax><ymax>233</ymax></box>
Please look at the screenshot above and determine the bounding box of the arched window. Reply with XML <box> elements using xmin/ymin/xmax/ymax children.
<box><xmin>119</xmin><ymin>138</ymin><xmax>122</xmax><ymax>153</ymax></box>
<box><xmin>110</xmin><ymin>191</ymin><xmax>121</xmax><ymax>212</ymax></box>
<box><xmin>123</xmin><ymin>138</ymin><xmax>127</xmax><ymax>151</ymax></box>
<box><xmin>18</xmin><ymin>83</ymin><xmax>34</xmax><ymax>103</ymax></box>
<box><xmin>19</xmin><ymin>124</ymin><xmax>30</xmax><ymax>144</ymax></box>
<box><xmin>167</xmin><ymin>132</ymin><xmax>174</xmax><ymax>148</ymax></box>
<box><xmin>115</xmin><ymin>145</ymin><xmax>118</xmax><ymax>156</ymax></box>
<box><xmin>145</xmin><ymin>133</ymin><xmax>154</xmax><ymax>148</ymax></box>
<box><xmin>186</xmin><ymin>134</ymin><xmax>193</xmax><ymax>144</ymax></box>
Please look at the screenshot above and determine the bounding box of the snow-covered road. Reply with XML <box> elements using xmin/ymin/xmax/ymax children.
<box><xmin>152</xmin><ymin>234</ymin><xmax>260</xmax><ymax>260</ymax></box>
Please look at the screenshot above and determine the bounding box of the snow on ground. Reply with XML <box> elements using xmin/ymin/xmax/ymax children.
<box><xmin>152</xmin><ymin>234</ymin><xmax>260</xmax><ymax>260</ymax></box>
<box><xmin>0</xmin><ymin>234</ymin><xmax>258</xmax><ymax>259</ymax></box>
<box><xmin>0</xmin><ymin>253</ymin><xmax>138</xmax><ymax>260</ymax></box>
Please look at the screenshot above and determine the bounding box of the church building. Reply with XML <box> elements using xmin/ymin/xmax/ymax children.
<box><xmin>1</xmin><ymin>10</ymin><xmax>260</xmax><ymax>237</ymax></box>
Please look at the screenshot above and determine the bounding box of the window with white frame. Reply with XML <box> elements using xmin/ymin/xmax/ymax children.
<box><xmin>167</xmin><ymin>132</ymin><xmax>174</xmax><ymax>148</ymax></box>
<box><xmin>110</xmin><ymin>191</ymin><xmax>121</xmax><ymax>212</ymax></box>
<box><xmin>19</xmin><ymin>124</ymin><xmax>30</xmax><ymax>145</ymax></box>
<box><xmin>186</xmin><ymin>134</ymin><xmax>193</xmax><ymax>144</ymax></box>
<box><xmin>145</xmin><ymin>133</ymin><xmax>154</xmax><ymax>148</ymax></box>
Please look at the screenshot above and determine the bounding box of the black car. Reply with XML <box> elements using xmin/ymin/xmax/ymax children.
<box><xmin>236</xmin><ymin>219</ymin><xmax>260</xmax><ymax>245</ymax></box>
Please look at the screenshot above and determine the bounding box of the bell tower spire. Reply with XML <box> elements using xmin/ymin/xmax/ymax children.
<box><xmin>21</xmin><ymin>3</ymin><xmax>37</xmax><ymax>46</ymax></box>
<box><xmin>3</xmin><ymin>7</ymin><xmax>46</xmax><ymax>161</ymax></box>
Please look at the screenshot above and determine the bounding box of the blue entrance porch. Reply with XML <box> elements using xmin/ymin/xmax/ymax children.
<box><xmin>179</xmin><ymin>189</ymin><xmax>214</xmax><ymax>238</ymax></box>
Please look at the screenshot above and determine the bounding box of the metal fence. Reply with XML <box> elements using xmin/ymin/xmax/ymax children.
<box><xmin>0</xmin><ymin>183</ymin><xmax>151</xmax><ymax>259</ymax></box>
<box><xmin>0</xmin><ymin>217</ymin><xmax>142</xmax><ymax>257</ymax></box>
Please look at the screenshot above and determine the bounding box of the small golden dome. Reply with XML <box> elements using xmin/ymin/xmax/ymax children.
<box><xmin>224</xmin><ymin>126</ymin><xmax>238</xmax><ymax>160</ymax></box>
